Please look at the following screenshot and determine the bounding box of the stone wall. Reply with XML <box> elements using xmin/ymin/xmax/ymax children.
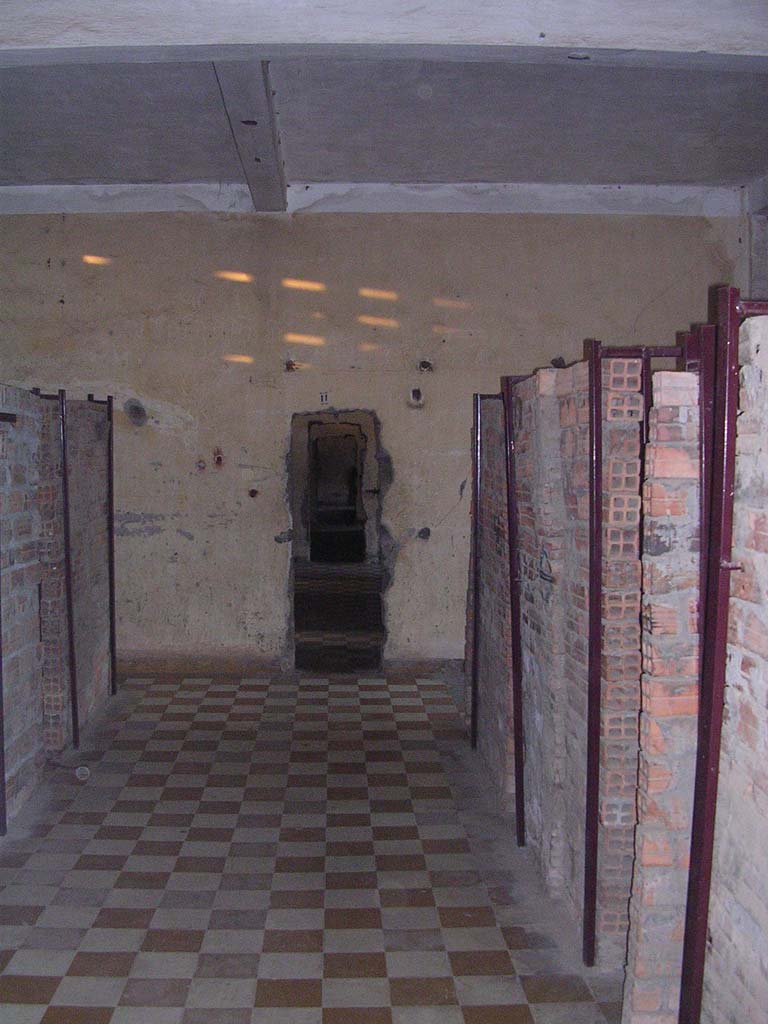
<box><xmin>703</xmin><ymin>316</ymin><xmax>768</xmax><ymax>1022</ymax></box>
<box><xmin>67</xmin><ymin>401</ymin><xmax>111</xmax><ymax>728</ymax></box>
<box><xmin>0</xmin><ymin>385</ymin><xmax>44</xmax><ymax>817</ymax></box>
<box><xmin>623</xmin><ymin>371</ymin><xmax>700</xmax><ymax>1022</ymax></box>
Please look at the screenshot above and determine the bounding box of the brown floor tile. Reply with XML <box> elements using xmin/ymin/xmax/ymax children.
<box><xmin>449</xmin><ymin>951</ymin><xmax>515</xmax><ymax>976</ymax></box>
<box><xmin>279</xmin><ymin>827</ymin><xmax>326</xmax><ymax>843</ymax></box>
<box><xmin>0</xmin><ymin>905</ymin><xmax>43</xmax><ymax>925</ymax></box>
<box><xmin>120</xmin><ymin>977</ymin><xmax>191</xmax><ymax>1006</ymax></box>
<box><xmin>176</xmin><ymin>857</ymin><xmax>227</xmax><ymax>873</ymax></box>
<box><xmin>325</xmin><ymin>908</ymin><xmax>382</xmax><ymax>930</ymax></box>
<box><xmin>326</xmin><ymin>841</ymin><xmax>375</xmax><ymax>857</ymax></box>
<box><xmin>254</xmin><ymin>979</ymin><xmax>322</xmax><ymax>1007</ymax></box>
<box><xmin>376</xmin><ymin>855</ymin><xmax>427</xmax><ymax>872</ymax></box>
<box><xmin>210</xmin><ymin>910</ymin><xmax>267</xmax><ymax>930</ymax></box>
<box><xmin>68</xmin><ymin>951</ymin><xmax>136</xmax><ymax>976</ymax></box>
<box><xmin>182</xmin><ymin>1011</ymin><xmax>251</xmax><ymax>1024</ymax></box>
<box><xmin>0</xmin><ymin>975</ymin><xmax>62</xmax><ymax>1003</ymax></box>
<box><xmin>95</xmin><ymin>826</ymin><xmax>143</xmax><ymax>841</ymax></box>
<box><xmin>270</xmin><ymin>889</ymin><xmax>324</xmax><ymax>909</ymax></box>
<box><xmin>275</xmin><ymin>856</ymin><xmax>326</xmax><ymax>873</ymax></box>
<box><xmin>390</xmin><ymin>976</ymin><xmax>458</xmax><ymax>1005</ymax></box>
<box><xmin>323</xmin><ymin>1010</ymin><xmax>392</xmax><ymax>1024</ymax></box>
<box><xmin>41</xmin><ymin>1008</ymin><xmax>115</xmax><ymax>1024</ymax></box>
<box><xmin>372</xmin><ymin>826</ymin><xmax>419</xmax><ymax>841</ymax></box>
<box><xmin>142</xmin><ymin>929</ymin><xmax>205</xmax><ymax>952</ymax></box>
<box><xmin>115</xmin><ymin>871</ymin><xmax>170</xmax><ymax>889</ymax></box>
<box><xmin>324</xmin><ymin>952</ymin><xmax>387</xmax><ymax>977</ymax></box>
<box><xmin>263</xmin><ymin>930</ymin><xmax>324</xmax><ymax>953</ymax></box>
<box><xmin>186</xmin><ymin>828</ymin><xmax>234</xmax><ymax>842</ymax></box>
<box><xmin>93</xmin><ymin>908</ymin><xmax>154</xmax><ymax>930</ymax></box>
<box><xmin>423</xmin><ymin>839</ymin><xmax>471</xmax><ymax>854</ymax></box>
<box><xmin>501</xmin><ymin>927</ymin><xmax>557</xmax><ymax>951</ymax></box>
<box><xmin>133</xmin><ymin>841</ymin><xmax>184</xmax><ymax>856</ymax></box>
<box><xmin>325</xmin><ymin>872</ymin><xmax>377</xmax><ymax>890</ymax></box>
<box><xmin>521</xmin><ymin>974</ymin><xmax>593</xmax><ymax>1003</ymax></box>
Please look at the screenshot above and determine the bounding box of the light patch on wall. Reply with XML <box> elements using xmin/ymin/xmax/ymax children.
<box><xmin>357</xmin><ymin>315</ymin><xmax>399</xmax><ymax>329</ymax></box>
<box><xmin>358</xmin><ymin>342</ymin><xmax>381</xmax><ymax>352</ymax></box>
<box><xmin>311</xmin><ymin>311</ymin><xmax>327</xmax><ymax>320</ymax></box>
<box><xmin>282</xmin><ymin>278</ymin><xmax>326</xmax><ymax>292</ymax></box>
<box><xmin>82</xmin><ymin>254</ymin><xmax>112</xmax><ymax>266</ymax></box>
<box><xmin>432</xmin><ymin>324</ymin><xmax>466</xmax><ymax>335</ymax></box>
<box><xmin>358</xmin><ymin>287</ymin><xmax>398</xmax><ymax>302</ymax></box>
<box><xmin>284</xmin><ymin>333</ymin><xmax>326</xmax><ymax>347</ymax></box>
<box><xmin>433</xmin><ymin>297</ymin><xmax>471</xmax><ymax>310</ymax></box>
<box><xmin>214</xmin><ymin>270</ymin><xmax>254</xmax><ymax>283</ymax></box>
<box><xmin>223</xmin><ymin>354</ymin><xmax>254</xmax><ymax>364</ymax></box>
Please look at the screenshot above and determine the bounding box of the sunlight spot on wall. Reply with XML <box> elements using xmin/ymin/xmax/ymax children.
<box><xmin>433</xmin><ymin>297</ymin><xmax>472</xmax><ymax>310</ymax></box>
<box><xmin>358</xmin><ymin>342</ymin><xmax>381</xmax><ymax>352</ymax></box>
<box><xmin>311</xmin><ymin>311</ymin><xmax>327</xmax><ymax>320</ymax></box>
<box><xmin>222</xmin><ymin>354</ymin><xmax>254</xmax><ymax>364</ymax></box>
<box><xmin>432</xmin><ymin>324</ymin><xmax>465</xmax><ymax>335</ymax></box>
<box><xmin>214</xmin><ymin>270</ymin><xmax>254</xmax><ymax>283</ymax></box>
<box><xmin>358</xmin><ymin>287</ymin><xmax>399</xmax><ymax>302</ymax></box>
<box><xmin>284</xmin><ymin>333</ymin><xmax>326</xmax><ymax>347</ymax></box>
<box><xmin>82</xmin><ymin>254</ymin><xmax>112</xmax><ymax>266</ymax></box>
<box><xmin>282</xmin><ymin>278</ymin><xmax>326</xmax><ymax>292</ymax></box>
<box><xmin>357</xmin><ymin>315</ymin><xmax>399</xmax><ymax>329</ymax></box>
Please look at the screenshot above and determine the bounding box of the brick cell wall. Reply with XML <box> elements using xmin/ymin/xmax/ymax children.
<box><xmin>598</xmin><ymin>359</ymin><xmax>644</xmax><ymax>965</ymax></box>
<box><xmin>39</xmin><ymin>400</ymin><xmax>71</xmax><ymax>751</ymax></box>
<box><xmin>473</xmin><ymin>397</ymin><xmax>515</xmax><ymax>804</ymax></box>
<box><xmin>513</xmin><ymin>370</ymin><xmax>567</xmax><ymax>894</ymax></box>
<box><xmin>67</xmin><ymin>401</ymin><xmax>111</xmax><ymax>729</ymax></box>
<box><xmin>623</xmin><ymin>371</ymin><xmax>700</xmax><ymax>1023</ymax></box>
<box><xmin>703</xmin><ymin>316</ymin><xmax>768</xmax><ymax>1023</ymax></box>
<box><xmin>0</xmin><ymin>385</ymin><xmax>44</xmax><ymax>816</ymax></box>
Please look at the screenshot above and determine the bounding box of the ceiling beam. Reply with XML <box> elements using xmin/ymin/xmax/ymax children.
<box><xmin>213</xmin><ymin>59</ymin><xmax>286</xmax><ymax>212</ymax></box>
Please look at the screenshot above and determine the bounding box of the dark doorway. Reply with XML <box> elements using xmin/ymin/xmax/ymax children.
<box><xmin>289</xmin><ymin>410</ymin><xmax>386</xmax><ymax>672</ymax></box>
<box><xmin>309</xmin><ymin>423</ymin><xmax>366</xmax><ymax>563</ymax></box>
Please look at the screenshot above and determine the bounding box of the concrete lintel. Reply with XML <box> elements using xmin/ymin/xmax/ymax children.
<box><xmin>2</xmin><ymin>2</ymin><xmax>768</xmax><ymax>57</ymax></box>
<box><xmin>3</xmin><ymin>43</ymin><xmax>768</xmax><ymax>72</ymax></box>
<box><xmin>213</xmin><ymin>59</ymin><xmax>286</xmax><ymax>212</ymax></box>
<box><xmin>0</xmin><ymin>182</ymin><xmax>256</xmax><ymax>214</ymax></box>
<box><xmin>286</xmin><ymin>182</ymin><xmax>745</xmax><ymax>217</ymax></box>
<box><xmin>0</xmin><ymin>181</ymin><xmax>747</xmax><ymax>218</ymax></box>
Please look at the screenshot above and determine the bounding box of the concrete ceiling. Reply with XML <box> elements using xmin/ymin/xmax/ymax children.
<box><xmin>1</xmin><ymin>50</ymin><xmax>768</xmax><ymax>212</ymax></box>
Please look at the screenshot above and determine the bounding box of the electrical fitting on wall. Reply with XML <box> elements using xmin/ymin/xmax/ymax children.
<box><xmin>408</xmin><ymin>386</ymin><xmax>425</xmax><ymax>408</ymax></box>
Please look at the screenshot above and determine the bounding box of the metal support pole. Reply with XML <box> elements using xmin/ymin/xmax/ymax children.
<box><xmin>582</xmin><ymin>338</ymin><xmax>603</xmax><ymax>967</ymax></box>
<box><xmin>106</xmin><ymin>397</ymin><xmax>117</xmax><ymax>695</ymax></box>
<box><xmin>470</xmin><ymin>394</ymin><xmax>483</xmax><ymax>750</ymax></box>
<box><xmin>501</xmin><ymin>375</ymin><xmax>527</xmax><ymax>847</ymax></box>
<box><xmin>678</xmin><ymin>287</ymin><xmax>740</xmax><ymax>1024</ymax></box>
<box><xmin>59</xmin><ymin>390</ymin><xmax>80</xmax><ymax>749</ymax></box>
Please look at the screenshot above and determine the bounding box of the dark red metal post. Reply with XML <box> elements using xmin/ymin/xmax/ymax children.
<box><xmin>678</xmin><ymin>287</ymin><xmax>740</xmax><ymax>1024</ymax></box>
<box><xmin>59</xmin><ymin>390</ymin><xmax>80</xmax><ymax>749</ymax></box>
<box><xmin>582</xmin><ymin>338</ymin><xmax>603</xmax><ymax>967</ymax></box>
<box><xmin>106</xmin><ymin>397</ymin><xmax>118</xmax><ymax>695</ymax></box>
<box><xmin>470</xmin><ymin>393</ymin><xmax>483</xmax><ymax>750</ymax></box>
<box><xmin>501</xmin><ymin>375</ymin><xmax>528</xmax><ymax>847</ymax></box>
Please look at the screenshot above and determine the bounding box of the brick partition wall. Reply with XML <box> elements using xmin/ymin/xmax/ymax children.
<box><xmin>471</xmin><ymin>396</ymin><xmax>516</xmax><ymax>805</ymax></box>
<box><xmin>67</xmin><ymin>400</ymin><xmax>111</xmax><ymax>729</ymax></box>
<box><xmin>513</xmin><ymin>368</ymin><xmax>568</xmax><ymax>894</ymax></box>
<box><xmin>0</xmin><ymin>385</ymin><xmax>44</xmax><ymax>816</ymax></box>
<box><xmin>702</xmin><ymin>316</ymin><xmax>768</xmax><ymax>1022</ymax></box>
<box><xmin>623</xmin><ymin>370</ymin><xmax>700</xmax><ymax>1023</ymax></box>
<box><xmin>38</xmin><ymin>399</ymin><xmax>71</xmax><ymax>751</ymax></box>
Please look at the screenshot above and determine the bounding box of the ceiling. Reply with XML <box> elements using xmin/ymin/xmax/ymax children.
<box><xmin>2</xmin><ymin>50</ymin><xmax>768</xmax><ymax>212</ymax></box>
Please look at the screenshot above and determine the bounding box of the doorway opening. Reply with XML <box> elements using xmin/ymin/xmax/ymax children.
<box><xmin>288</xmin><ymin>410</ymin><xmax>388</xmax><ymax>672</ymax></box>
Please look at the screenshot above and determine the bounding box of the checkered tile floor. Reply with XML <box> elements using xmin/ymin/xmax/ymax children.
<box><xmin>0</xmin><ymin>672</ymin><xmax>623</xmax><ymax>1023</ymax></box>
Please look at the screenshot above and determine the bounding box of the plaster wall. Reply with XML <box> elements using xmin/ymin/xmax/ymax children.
<box><xmin>0</xmin><ymin>212</ymin><xmax>745</xmax><ymax>666</ymax></box>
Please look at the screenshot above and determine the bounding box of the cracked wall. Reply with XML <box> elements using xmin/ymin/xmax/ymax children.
<box><xmin>0</xmin><ymin>211</ymin><xmax>746</xmax><ymax>667</ymax></box>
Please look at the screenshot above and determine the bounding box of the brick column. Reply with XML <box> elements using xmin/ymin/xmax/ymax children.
<box><xmin>598</xmin><ymin>359</ymin><xmax>644</xmax><ymax>964</ymax></box>
<box><xmin>703</xmin><ymin>315</ymin><xmax>768</xmax><ymax>1021</ymax></box>
<box><xmin>0</xmin><ymin>385</ymin><xmax>44</xmax><ymax>816</ymax></box>
<box><xmin>624</xmin><ymin>370</ymin><xmax>700</xmax><ymax>1023</ymax></box>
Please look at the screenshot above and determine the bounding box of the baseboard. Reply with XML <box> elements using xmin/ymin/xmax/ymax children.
<box><xmin>117</xmin><ymin>651</ymin><xmax>282</xmax><ymax>677</ymax></box>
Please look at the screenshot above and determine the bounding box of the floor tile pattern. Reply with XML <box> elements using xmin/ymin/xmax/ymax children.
<box><xmin>0</xmin><ymin>673</ymin><xmax>623</xmax><ymax>1022</ymax></box>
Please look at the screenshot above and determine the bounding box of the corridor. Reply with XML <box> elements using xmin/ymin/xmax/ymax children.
<box><xmin>0</xmin><ymin>672</ymin><xmax>622</xmax><ymax>1023</ymax></box>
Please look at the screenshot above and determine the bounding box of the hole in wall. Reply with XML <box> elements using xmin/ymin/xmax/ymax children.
<box><xmin>123</xmin><ymin>399</ymin><xmax>147</xmax><ymax>426</ymax></box>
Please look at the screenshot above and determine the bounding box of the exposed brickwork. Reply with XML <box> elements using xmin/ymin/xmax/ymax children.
<box><xmin>0</xmin><ymin>385</ymin><xmax>44</xmax><ymax>816</ymax></box>
<box><xmin>472</xmin><ymin>397</ymin><xmax>515</xmax><ymax>805</ymax></box>
<box><xmin>598</xmin><ymin>359</ymin><xmax>644</xmax><ymax>966</ymax></box>
<box><xmin>624</xmin><ymin>371</ymin><xmax>700</xmax><ymax>1024</ymax></box>
<box><xmin>703</xmin><ymin>316</ymin><xmax>768</xmax><ymax>1022</ymax></box>
<box><xmin>513</xmin><ymin>369</ymin><xmax>567</xmax><ymax>894</ymax></box>
<box><xmin>67</xmin><ymin>401</ymin><xmax>111</xmax><ymax>728</ymax></box>
<box><xmin>38</xmin><ymin>399</ymin><xmax>71</xmax><ymax>751</ymax></box>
